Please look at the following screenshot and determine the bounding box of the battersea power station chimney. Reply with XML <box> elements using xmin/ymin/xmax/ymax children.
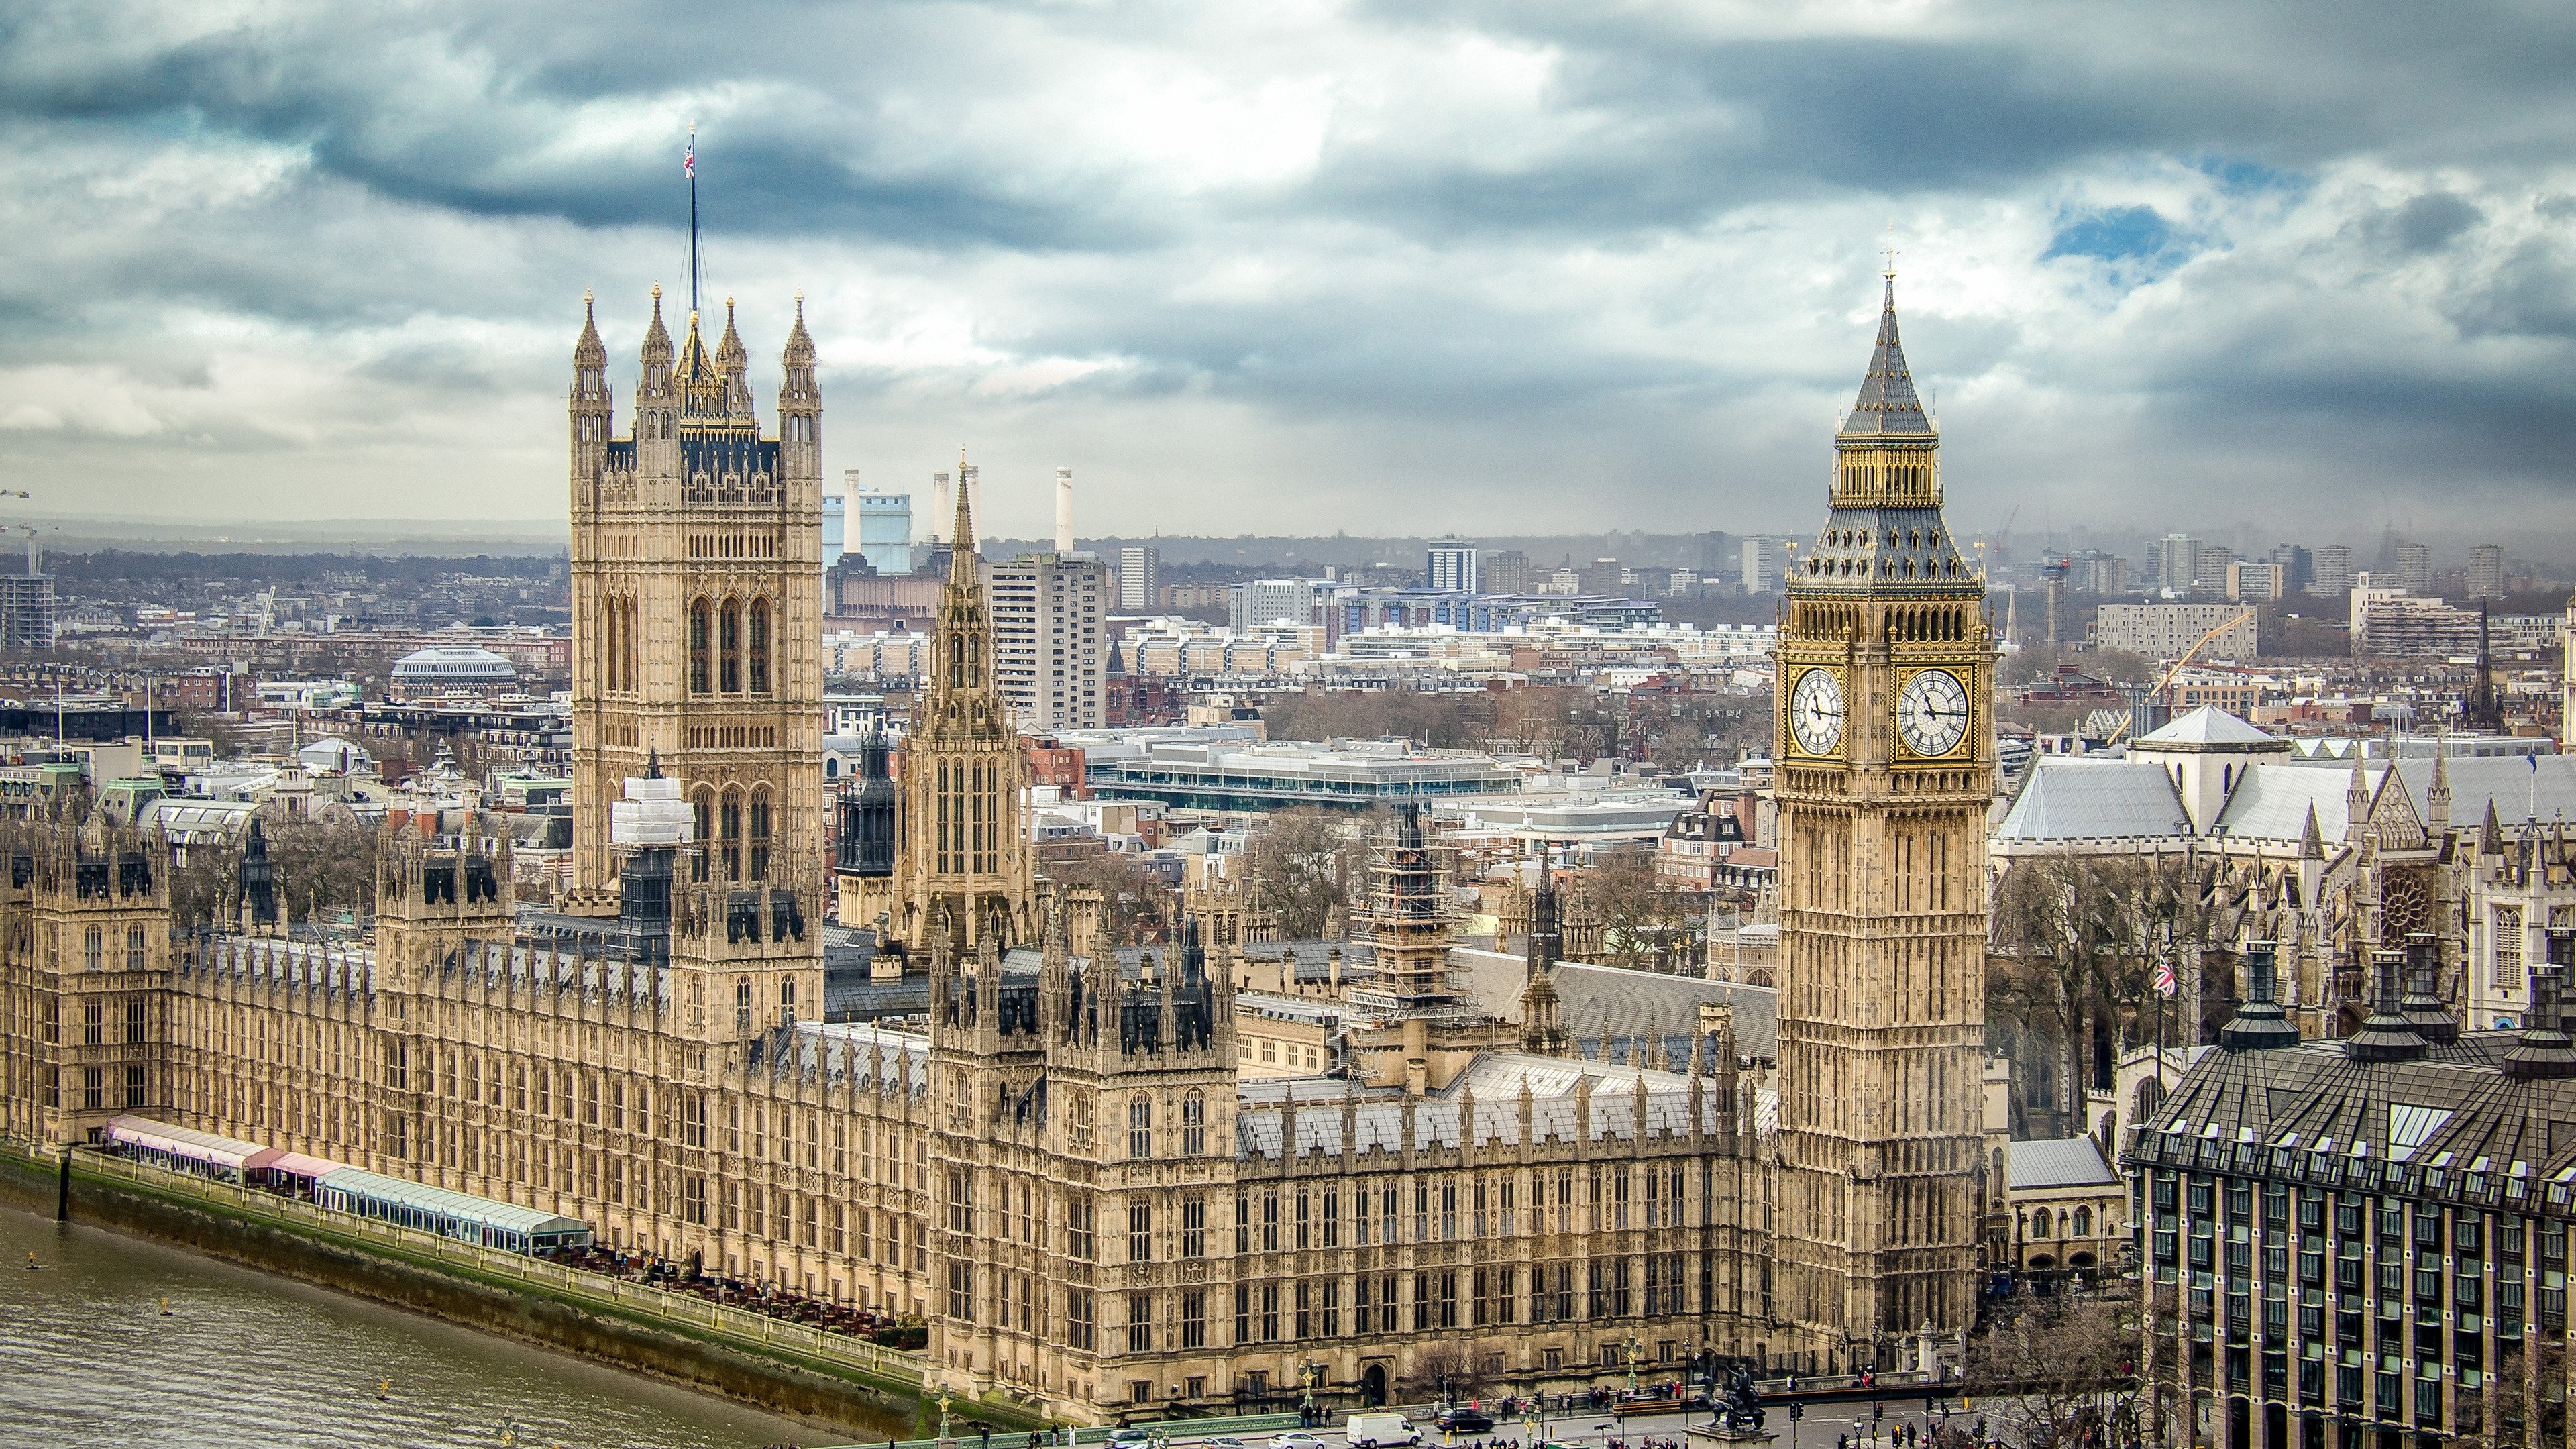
<box><xmin>1055</xmin><ymin>466</ymin><xmax>1075</xmax><ymax>554</ymax></box>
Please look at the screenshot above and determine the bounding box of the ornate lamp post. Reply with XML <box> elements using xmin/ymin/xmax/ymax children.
<box><xmin>1302</xmin><ymin>1359</ymin><xmax>1323</xmax><ymax>1423</ymax></box>
<box><xmin>936</xmin><ymin>1385</ymin><xmax>955</xmax><ymax>1444</ymax></box>
<box><xmin>1623</xmin><ymin>1336</ymin><xmax>1642</xmax><ymax>1399</ymax></box>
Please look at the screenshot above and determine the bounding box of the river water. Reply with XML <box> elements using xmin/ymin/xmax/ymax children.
<box><xmin>0</xmin><ymin>1204</ymin><xmax>912</xmax><ymax>1448</ymax></box>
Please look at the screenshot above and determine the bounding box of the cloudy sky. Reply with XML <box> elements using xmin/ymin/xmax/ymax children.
<box><xmin>7</xmin><ymin>1</ymin><xmax>2576</xmax><ymax>551</ymax></box>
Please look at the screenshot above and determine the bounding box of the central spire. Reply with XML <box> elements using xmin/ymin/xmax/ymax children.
<box><xmin>1839</xmin><ymin>275</ymin><xmax>1933</xmax><ymax>439</ymax></box>
<box><xmin>949</xmin><ymin>447</ymin><xmax>977</xmax><ymax>587</ymax></box>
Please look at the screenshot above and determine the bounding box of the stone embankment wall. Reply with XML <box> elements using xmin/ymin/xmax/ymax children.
<box><xmin>0</xmin><ymin>1146</ymin><xmax>1015</xmax><ymax>1439</ymax></box>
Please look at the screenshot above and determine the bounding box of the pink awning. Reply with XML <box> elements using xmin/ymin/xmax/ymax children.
<box><xmin>265</xmin><ymin>1152</ymin><xmax>349</xmax><ymax>1180</ymax></box>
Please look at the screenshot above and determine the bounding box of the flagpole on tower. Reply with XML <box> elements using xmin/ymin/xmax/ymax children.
<box><xmin>686</xmin><ymin>121</ymin><xmax>700</xmax><ymax>317</ymax></box>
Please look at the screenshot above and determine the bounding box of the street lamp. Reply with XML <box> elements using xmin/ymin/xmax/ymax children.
<box><xmin>1623</xmin><ymin>1336</ymin><xmax>1642</xmax><ymax>1399</ymax></box>
<box><xmin>1302</xmin><ymin>1359</ymin><xmax>1323</xmax><ymax>1426</ymax></box>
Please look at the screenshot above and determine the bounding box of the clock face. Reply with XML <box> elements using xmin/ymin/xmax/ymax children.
<box><xmin>1790</xmin><ymin>668</ymin><xmax>1845</xmax><ymax>756</ymax></box>
<box><xmin>1897</xmin><ymin>668</ymin><xmax>1972</xmax><ymax>757</ymax></box>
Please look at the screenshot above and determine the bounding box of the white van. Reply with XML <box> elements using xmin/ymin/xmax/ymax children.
<box><xmin>1346</xmin><ymin>1414</ymin><xmax>1420</xmax><ymax>1448</ymax></box>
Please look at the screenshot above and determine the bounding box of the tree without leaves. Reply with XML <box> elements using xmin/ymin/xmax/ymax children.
<box><xmin>1044</xmin><ymin>850</ymin><xmax>1177</xmax><ymax>946</ymax></box>
<box><xmin>1966</xmin><ymin>1297</ymin><xmax>2164</xmax><ymax>1449</ymax></box>
<box><xmin>1242</xmin><ymin>808</ymin><xmax>1370</xmax><ymax>940</ymax></box>
<box><xmin>1988</xmin><ymin>851</ymin><xmax>2230</xmax><ymax>1134</ymax></box>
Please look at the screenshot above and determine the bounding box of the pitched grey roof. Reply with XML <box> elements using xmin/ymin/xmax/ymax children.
<box><xmin>2006</xmin><ymin>1136</ymin><xmax>2120</xmax><ymax>1190</ymax></box>
<box><xmin>2387</xmin><ymin>754</ymin><xmax>2576</xmax><ymax>832</ymax></box>
<box><xmin>1548</xmin><ymin>961</ymin><xmax>1778</xmax><ymax>1063</ymax></box>
<box><xmin>2212</xmin><ymin>762</ymin><xmax>2379</xmax><ymax>844</ymax></box>
<box><xmin>1995</xmin><ymin>757</ymin><xmax>2191</xmax><ymax>843</ymax></box>
<box><xmin>1840</xmin><ymin>278</ymin><xmax>1933</xmax><ymax>439</ymax></box>
<box><xmin>2135</xmin><ymin>706</ymin><xmax>2284</xmax><ymax>750</ymax></box>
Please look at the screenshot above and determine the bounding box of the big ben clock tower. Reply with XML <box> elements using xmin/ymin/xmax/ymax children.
<box><xmin>1772</xmin><ymin>270</ymin><xmax>1992</xmax><ymax>1367</ymax></box>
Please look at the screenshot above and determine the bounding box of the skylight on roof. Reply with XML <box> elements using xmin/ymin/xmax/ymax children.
<box><xmin>2388</xmin><ymin>1103</ymin><xmax>2453</xmax><ymax>1162</ymax></box>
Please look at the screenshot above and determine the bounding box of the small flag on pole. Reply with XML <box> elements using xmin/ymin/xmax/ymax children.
<box><xmin>2153</xmin><ymin>958</ymin><xmax>2178</xmax><ymax>997</ymax></box>
<box><xmin>684</xmin><ymin>138</ymin><xmax>694</xmax><ymax>180</ymax></box>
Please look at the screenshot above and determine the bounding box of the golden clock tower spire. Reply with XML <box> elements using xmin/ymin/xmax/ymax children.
<box><xmin>1772</xmin><ymin>274</ymin><xmax>1991</xmax><ymax>1366</ymax></box>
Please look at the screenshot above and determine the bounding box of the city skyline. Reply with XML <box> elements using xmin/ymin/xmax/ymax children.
<box><xmin>7</xmin><ymin>4</ymin><xmax>2576</xmax><ymax>543</ymax></box>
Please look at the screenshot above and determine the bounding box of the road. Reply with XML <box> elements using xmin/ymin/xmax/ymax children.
<box><xmin>1133</xmin><ymin>1403</ymin><xmax>1992</xmax><ymax>1449</ymax></box>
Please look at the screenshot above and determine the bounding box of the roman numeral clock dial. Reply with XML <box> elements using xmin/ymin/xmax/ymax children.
<box><xmin>1790</xmin><ymin>667</ymin><xmax>1845</xmax><ymax>756</ymax></box>
<box><xmin>1896</xmin><ymin>667</ymin><xmax>1970</xmax><ymax>757</ymax></box>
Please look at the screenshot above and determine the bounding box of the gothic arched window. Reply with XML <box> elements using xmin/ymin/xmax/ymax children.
<box><xmin>747</xmin><ymin>598</ymin><xmax>770</xmax><ymax>694</ymax></box>
<box><xmin>735</xmin><ymin>976</ymin><xmax>753</xmax><ymax>1032</ymax></box>
<box><xmin>719</xmin><ymin>598</ymin><xmax>742</xmax><ymax>693</ymax></box>
<box><xmin>2073</xmin><ymin>1205</ymin><xmax>2093</xmax><ymax>1236</ymax></box>
<box><xmin>1128</xmin><ymin>1096</ymin><xmax>1153</xmax><ymax>1160</ymax></box>
<box><xmin>2030</xmin><ymin>1209</ymin><xmax>2051</xmax><ymax>1238</ymax></box>
<box><xmin>720</xmin><ymin>788</ymin><xmax>743</xmax><ymax>881</ymax></box>
<box><xmin>688</xmin><ymin>599</ymin><xmax>710</xmax><ymax>694</ymax></box>
<box><xmin>1182</xmin><ymin>1091</ymin><xmax>1206</xmax><ymax>1156</ymax></box>
<box><xmin>749</xmin><ymin>788</ymin><xmax>771</xmax><ymax>881</ymax></box>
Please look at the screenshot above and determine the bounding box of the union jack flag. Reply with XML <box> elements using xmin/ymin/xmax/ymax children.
<box><xmin>2153</xmin><ymin>958</ymin><xmax>2178</xmax><ymax>997</ymax></box>
<box><xmin>683</xmin><ymin>140</ymin><xmax>694</xmax><ymax>180</ymax></box>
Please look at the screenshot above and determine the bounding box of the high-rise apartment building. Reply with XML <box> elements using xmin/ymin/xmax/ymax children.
<box><xmin>1739</xmin><ymin>537</ymin><xmax>1789</xmax><ymax>594</ymax></box>
<box><xmin>989</xmin><ymin>552</ymin><xmax>1107</xmax><ymax>730</ymax></box>
<box><xmin>1228</xmin><ymin>578</ymin><xmax>1313</xmax><ymax>631</ymax></box>
<box><xmin>2469</xmin><ymin>542</ymin><xmax>2505</xmax><ymax>600</ymax></box>
<box><xmin>2394</xmin><ymin>540</ymin><xmax>2433</xmax><ymax>594</ymax></box>
<box><xmin>2309</xmin><ymin>543</ymin><xmax>2353</xmax><ymax>595</ymax></box>
<box><xmin>2150</xmin><ymin>533</ymin><xmax>2202</xmax><ymax>592</ymax></box>
<box><xmin>1481</xmin><ymin>549</ymin><xmax>1532</xmax><ymax>596</ymax></box>
<box><xmin>1116</xmin><ymin>544</ymin><xmax>1159</xmax><ymax>612</ymax></box>
<box><xmin>2265</xmin><ymin>543</ymin><xmax>2312</xmax><ymax>595</ymax></box>
<box><xmin>1426</xmin><ymin>542</ymin><xmax>1477</xmax><ymax>594</ymax></box>
<box><xmin>1699</xmin><ymin>531</ymin><xmax>1737</xmax><ymax>580</ymax></box>
<box><xmin>1774</xmin><ymin>272</ymin><xmax>1990</xmax><ymax>1349</ymax></box>
<box><xmin>1580</xmin><ymin>557</ymin><xmax>1627</xmax><ymax>596</ymax></box>
<box><xmin>2192</xmin><ymin>543</ymin><xmax>2234</xmax><ymax>592</ymax></box>
<box><xmin>0</xmin><ymin>569</ymin><xmax>57</xmax><ymax>651</ymax></box>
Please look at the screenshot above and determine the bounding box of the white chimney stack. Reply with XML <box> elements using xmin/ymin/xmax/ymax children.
<box><xmin>929</xmin><ymin>470</ymin><xmax>950</xmax><ymax>545</ymax></box>
<box><xmin>1055</xmin><ymin>466</ymin><xmax>1075</xmax><ymax>554</ymax></box>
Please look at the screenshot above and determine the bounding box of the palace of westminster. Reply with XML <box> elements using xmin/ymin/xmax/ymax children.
<box><xmin>0</xmin><ymin>280</ymin><xmax>2002</xmax><ymax>1419</ymax></box>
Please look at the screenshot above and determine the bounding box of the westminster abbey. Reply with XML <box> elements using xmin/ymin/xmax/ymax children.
<box><xmin>0</xmin><ymin>280</ymin><xmax>1992</xmax><ymax>1419</ymax></box>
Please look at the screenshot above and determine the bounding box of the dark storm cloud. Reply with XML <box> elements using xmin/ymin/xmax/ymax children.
<box><xmin>4</xmin><ymin>0</ymin><xmax>2576</xmax><ymax>540</ymax></box>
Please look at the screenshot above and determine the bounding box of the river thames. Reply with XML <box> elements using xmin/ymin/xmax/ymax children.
<box><xmin>1</xmin><ymin>1205</ymin><xmax>910</xmax><ymax>1448</ymax></box>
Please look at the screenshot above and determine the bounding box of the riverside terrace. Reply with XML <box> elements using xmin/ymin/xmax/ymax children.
<box><xmin>1073</xmin><ymin>735</ymin><xmax>1523</xmax><ymax>813</ymax></box>
<box><xmin>2131</xmin><ymin>933</ymin><xmax>2576</xmax><ymax>1449</ymax></box>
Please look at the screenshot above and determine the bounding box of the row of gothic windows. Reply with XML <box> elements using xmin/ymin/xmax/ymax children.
<box><xmin>601</xmin><ymin>594</ymin><xmax>641</xmax><ymax>692</ymax></box>
<box><xmin>687</xmin><ymin>596</ymin><xmax>771</xmax><ymax>696</ymax></box>
<box><xmin>692</xmin><ymin>784</ymin><xmax>773</xmax><ymax>882</ymax></box>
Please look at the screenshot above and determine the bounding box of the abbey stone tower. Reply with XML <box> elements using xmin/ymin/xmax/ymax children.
<box><xmin>1771</xmin><ymin>271</ymin><xmax>1994</xmax><ymax>1358</ymax></box>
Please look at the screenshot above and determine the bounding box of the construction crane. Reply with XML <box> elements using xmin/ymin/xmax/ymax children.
<box><xmin>2102</xmin><ymin>607</ymin><xmax>2257</xmax><ymax>741</ymax></box>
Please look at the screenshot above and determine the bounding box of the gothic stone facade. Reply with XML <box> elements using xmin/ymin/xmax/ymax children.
<box><xmin>0</xmin><ymin>286</ymin><xmax>1986</xmax><ymax>1417</ymax></box>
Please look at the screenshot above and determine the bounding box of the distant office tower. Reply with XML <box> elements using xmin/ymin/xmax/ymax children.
<box><xmin>2267</xmin><ymin>543</ymin><xmax>2313</xmax><ymax>595</ymax></box>
<box><xmin>1580</xmin><ymin>557</ymin><xmax>1627</xmax><ymax>596</ymax></box>
<box><xmin>1426</xmin><ymin>542</ymin><xmax>1478</xmax><ymax>593</ymax></box>
<box><xmin>2227</xmin><ymin>560</ymin><xmax>2281</xmax><ymax>602</ymax></box>
<box><xmin>2069</xmin><ymin>551</ymin><xmax>2126</xmax><ymax>594</ymax></box>
<box><xmin>989</xmin><ymin>553</ymin><xmax>1107</xmax><ymax>729</ymax></box>
<box><xmin>821</xmin><ymin>487</ymin><xmax>847</xmax><ymax>570</ymax></box>
<box><xmin>1117</xmin><ymin>544</ymin><xmax>1160</xmax><ymax>612</ymax></box>
<box><xmin>1739</xmin><ymin>537</ymin><xmax>1789</xmax><ymax>594</ymax></box>
<box><xmin>856</xmin><ymin>490</ymin><xmax>914</xmax><ymax>575</ymax></box>
<box><xmin>2150</xmin><ymin>533</ymin><xmax>2202</xmax><ymax>592</ymax></box>
<box><xmin>0</xmin><ymin>569</ymin><xmax>55</xmax><ymax>651</ymax></box>
<box><xmin>2469</xmin><ymin>543</ymin><xmax>2505</xmax><ymax>600</ymax></box>
<box><xmin>1481</xmin><ymin>549</ymin><xmax>1532</xmax><ymax>596</ymax></box>
<box><xmin>2193</xmin><ymin>545</ymin><xmax>2234</xmax><ymax>592</ymax></box>
<box><xmin>1229</xmin><ymin>579</ymin><xmax>1313</xmax><ymax>631</ymax></box>
<box><xmin>2395</xmin><ymin>540</ymin><xmax>2432</xmax><ymax>594</ymax></box>
<box><xmin>2310</xmin><ymin>543</ymin><xmax>2354</xmax><ymax>594</ymax></box>
<box><xmin>1699</xmin><ymin>531</ymin><xmax>1737</xmax><ymax>579</ymax></box>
